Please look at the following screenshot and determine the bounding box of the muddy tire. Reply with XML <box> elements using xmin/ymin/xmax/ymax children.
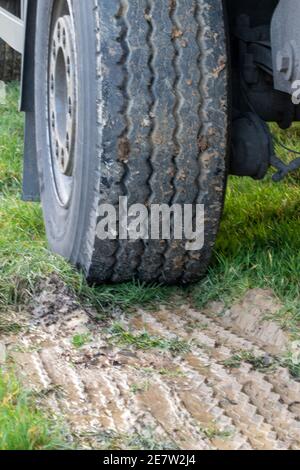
<box><xmin>0</xmin><ymin>0</ymin><xmax>21</xmax><ymax>82</ymax></box>
<box><xmin>35</xmin><ymin>0</ymin><xmax>230</xmax><ymax>284</ymax></box>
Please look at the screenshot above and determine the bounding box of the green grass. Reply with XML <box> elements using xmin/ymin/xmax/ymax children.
<box><xmin>72</xmin><ymin>333</ymin><xmax>91</xmax><ymax>349</ymax></box>
<box><xmin>282</xmin><ymin>351</ymin><xmax>300</xmax><ymax>379</ymax></box>
<box><xmin>222</xmin><ymin>351</ymin><xmax>276</xmax><ymax>372</ymax></box>
<box><xmin>199</xmin><ymin>425</ymin><xmax>233</xmax><ymax>441</ymax></box>
<box><xmin>222</xmin><ymin>349</ymin><xmax>300</xmax><ymax>379</ymax></box>
<box><xmin>0</xmin><ymin>84</ymin><xmax>23</xmax><ymax>196</ymax></box>
<box><xmin>108</xmin><ymin>323</ymin><xmax>190</xmax><ymax>355</ymax></box>
<box><xmin>85</xmin><ymin>429</ymin><xmax>178</xmax><ymax>451</ymax></box>
<box><xmin>191</xmin><ymin>124</ymin><xmax>300</xmax><ymax>337</ymax></box>
<box><xmin>0</xmin><ymin>314</ymin><xmax>22</xmax><ymax>334</ymax></box>
<box><xmin>130</xmin><ymin>381</ymin><xmax>150</xmax><ymax>394</ymax></box>
<box><xmin>0</xmin><ymin>370</ymin><xmax>68</xmax><ymax>450</ymax></box>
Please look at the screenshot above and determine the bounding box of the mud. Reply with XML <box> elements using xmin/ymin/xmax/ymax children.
<box><xmin>1</xmin><ymin>279</ymin><xmax>299</xmax><ymax>450</ymax></box>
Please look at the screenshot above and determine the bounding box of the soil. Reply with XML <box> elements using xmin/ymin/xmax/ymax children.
<box><xmin>1</xmin><ymin>277</ymin><xmax>300</xmax><ymax>450</ymax></box>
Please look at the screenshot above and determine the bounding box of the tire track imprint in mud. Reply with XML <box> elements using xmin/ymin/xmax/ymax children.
<box><xmin>1</xmin><ymin>280</ymin><xmax>299</xmax><ymax>450</ymax></box>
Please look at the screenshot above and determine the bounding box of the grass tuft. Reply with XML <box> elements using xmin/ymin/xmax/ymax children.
<box><xmin>108</xmin><ymin>323</ymin><xmax>190</xmax><ymax>355</ymax></box>
<box><xmin>222</xmin><ymin>349</ymin><xmax>300</xmax><ymax>379</ymax></box>
<box><xmin>72</xmin><ymin>333</ymin><xmax>91</xmax><ymax>349</ymax></box>
<box><xmin>0</xmin><ymin>370</ymin><xmax>69</xmax><ymax>450</ymax></box>
<box><xmin>0</xmin><ymin>315</ymin><xmax>22</xmax><ymax>334</ymax></box>
<box><xmin>85</xmin><ymin>429</ymin><xmax>178</xmax><ymax>451</ymax></box>
<box><xmin>199</xmin><ymin>425</ymin><xmax>233</xmax><ymax>440</ymax></box>
<box><xmin>222</xmin><ymin>351</ymin><xmax>276</xmax><ymax>372</ymax></box>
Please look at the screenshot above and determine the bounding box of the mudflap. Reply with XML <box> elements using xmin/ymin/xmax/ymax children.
<box><xmin>21</xmin><ymin>0</ymin><xmax>40</xmax><ymax>202</ymax></box>
<box><xmin>22</xmin><ymin>111</ymin><xmax>40</xmax><ymax>202</ymax></box>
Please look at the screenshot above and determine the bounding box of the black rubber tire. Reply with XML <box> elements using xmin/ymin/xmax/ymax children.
<box><xmin>0</xmin><ymin>0</ymin><xmax>21</xmax><ymax>82</ymax></box>
<box><xmin>35</xmin><ymin>0</ymin><xmax>230</xmax><ymax>285</ymax></box>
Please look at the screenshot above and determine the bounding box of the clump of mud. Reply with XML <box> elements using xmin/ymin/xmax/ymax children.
<box><xmin>32</xmin><ymin>276</ymin><xmax>89</xmax><ymax>326</ymax></box>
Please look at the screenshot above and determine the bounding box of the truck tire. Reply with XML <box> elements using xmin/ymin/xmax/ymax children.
<box><xmin>35</xmin><ymin>0</ymin><xmax>230</xmax><ymax>284</ymax></box>
<box><xmin>0</xmin><ymin>0</ymin><xmax>21</xmax><ymax>82</ymax></box>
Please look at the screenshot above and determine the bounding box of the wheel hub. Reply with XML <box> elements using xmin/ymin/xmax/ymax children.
<box><xmin>49</xmin><ymin>14</ymin><xmax>77</xmax><ymax>205</ymax></box>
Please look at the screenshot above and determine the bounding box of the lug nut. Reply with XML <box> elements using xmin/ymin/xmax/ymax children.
<box><xmin>52</xmin><ymin>40</ymin><xmax>56</xmax><ymax>58</ymax></box>
<box><xmin>60</xmin><ymin>149</ymin><xmax>65</xmax><ymax>169</ymax></box>
<box><xmin>68</xmin><ymin>97</ymin><xmax>72</xmax><ymax>116</ymax></box>
<box><xmin>66</xmin><ymin>133</ymin><xmax>70</xmax><ymax>151</ymax></box>
<box><xmin>57</xmin><ymin>22</ymin><xmax>61</xmax><ymax>41</ymax></box>
<box><xmin>67</xmin><ymin>57</ymin><xmax>71</xmax><ymax>76</ymax></box>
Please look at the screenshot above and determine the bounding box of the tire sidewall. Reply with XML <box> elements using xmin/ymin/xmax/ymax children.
<box><xmin>35</xmin><ymin>0</ymin><xmax>99</xmax><ymax>262</ymax></box>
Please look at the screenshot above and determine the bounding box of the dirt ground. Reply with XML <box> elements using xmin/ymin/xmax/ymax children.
<box><xmin>1</xmin><ymin>278</ymin><xmax>300</xmax><ymax>450</ymax></box>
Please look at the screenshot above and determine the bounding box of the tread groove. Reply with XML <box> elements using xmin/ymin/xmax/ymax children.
<box><xmin>111</xmin><ymin>0</ymin><xmax>131</xmax><ymax>281</ymax></box>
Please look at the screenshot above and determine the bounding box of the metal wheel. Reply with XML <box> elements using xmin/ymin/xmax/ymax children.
<box><xmin>48</xmin><ymin>4</ymin><xmax>77</xmax><ymax>207</ymax></box>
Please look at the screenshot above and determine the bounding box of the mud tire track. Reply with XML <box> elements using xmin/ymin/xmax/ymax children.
<box><xmin>2</xmin><ymin>284</ymin><xmax>299</xmax><ymax>450</ymax></box>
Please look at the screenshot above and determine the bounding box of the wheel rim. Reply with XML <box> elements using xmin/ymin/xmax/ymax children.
<box><xmin>48</xmin><ymin>7</ymin><xmax>77</xmax><ymax>207</ymax></box>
